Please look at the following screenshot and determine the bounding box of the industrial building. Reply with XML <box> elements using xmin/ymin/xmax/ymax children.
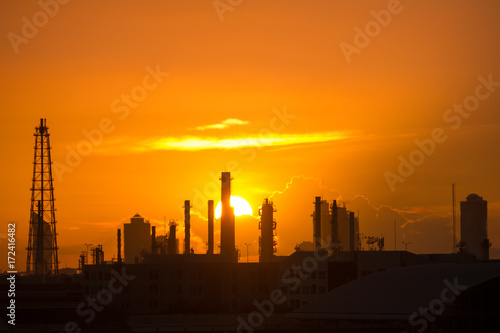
<box><xmin>120</xmin><ymin>173</ymin><xmax>238</xmax><ymax>261</ymax></box>
<box><xmin>313</xmin><ymin>197</ymin><xmax>359</xmax><ymax>251</ymax></box>
<box><xmin>78</xmin><ymin>250</ymin><xmax>483</xmax><ymax>331</ymax></box>
<box><xmin>460</xmin><ymin>193</ymin><xmax>490</xmax><ymax>260</ymax></box>
<box><xmin>124</xmin><ymin>213</ymin><xmax>151</xmax><ymax>263</ymax></box>
<box><xmin>291</xmin><ymin>262</ymin><xmax>500</xmax><ymax>332</ymax></box>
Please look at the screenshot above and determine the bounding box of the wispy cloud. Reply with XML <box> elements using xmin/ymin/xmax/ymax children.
<box><xmin>96</xmin><ymin>131</ymin><xmax>354</xmax><ymax>154</ymax></box>
<box><xmin>192</xmin><ymin>118</ymin><xmax>250</xmax><ymax>131</ymax></box>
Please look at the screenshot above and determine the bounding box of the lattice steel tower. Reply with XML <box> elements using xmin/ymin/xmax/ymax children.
<box><xmin>26</xmin><ymin>118</ymin><xmax>59</xmax><ymax>276</ymax></box>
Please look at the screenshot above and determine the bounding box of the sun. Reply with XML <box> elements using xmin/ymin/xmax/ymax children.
<box><xmin>215</xmin><ymin>196</ymin><xmax>253</xmax><ymax>219</ymax></box>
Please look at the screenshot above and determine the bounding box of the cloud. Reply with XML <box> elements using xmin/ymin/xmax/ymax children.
<box><xmin>269</xmin><ymin>175</ymin><xmax>331</xmax><ymax>200</ymax></box>
<box><xmin>96</xmin><ymin>131</ymin><xmax>353</xmax><ymax>154</ymax></box>
<box><xmin>348</xmin><ymin>196</ymin><xmax>455</xmax><ymax>253</ymax></box>
<box><xmin>266</xmin><ymin>177</ymin><xmax>465</xmax><ymax>256</ymax></box>
<box><xmin>192</xmin><ymin>118</ymin><xmax>250</xmax><ymax>131</ymax></box>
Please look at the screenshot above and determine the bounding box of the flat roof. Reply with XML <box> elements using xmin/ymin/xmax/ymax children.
<box><xmin>290</xmin><ymin>262</ymin><xmax>500</xmax><ymax>319</ymax></box>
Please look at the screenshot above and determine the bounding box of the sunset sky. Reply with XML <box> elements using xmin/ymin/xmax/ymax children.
<box><xmin>1</xmin><ymin>0</ymin><xmax>500</xmax><ymax>271</ymax></box>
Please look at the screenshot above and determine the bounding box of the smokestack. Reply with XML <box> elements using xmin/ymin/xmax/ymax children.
<box><xmin>184</xmin><ymin>200</ymin><xmax>191</xmax><ymax>254</ymax></box>
<box><xmin>314</xmin><ymin>197</ymin><xmax>322</xmax><ymax>250</ymax></box>
<box><xmin>117</xmin><ymin>229</ymin><xmax>122</xmax><ymax>265</ymax></box>
<box><xmin>151</xmin><ymin>226</ymin><xmax>156</xmax><ymax>255</ymax></box>
<box><xmin>208</xmin><ymin>200</ymin><xmax>214</xmax><ymax>255</ymax></box>
<box><xmin>168</xmin><ymin>221</ymin><xmax>177</xmax><ymax>254</ymax></box>
<box><xmin>331</xmin><ymin>200</ymin><xmax>338</xmax><ymax>247</ymax></box>
<box><xmin>349</xmin><ymin>212</ymin><xmax>355</xmax><ymax>252</ymax></box>
<box><xmin>220</xmin><ymin>172</ymin><xmax>236</xmax><ymax>261</ymax></box>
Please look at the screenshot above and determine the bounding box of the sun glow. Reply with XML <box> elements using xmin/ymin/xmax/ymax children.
<box><xmin>93</xmin><ymin>131</ymin><xmax>354</xmax><ymax>154</ymax></box>
<box><xmin>214</xmin><ymin>196</ymin><xmax>253</xmax><ymax>219</ymax></box>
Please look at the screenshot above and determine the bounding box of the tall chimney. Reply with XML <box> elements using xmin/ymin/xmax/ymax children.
<box><xmin>208</xmin><ymin>200</ymin><xmax>214</xmax><ymax>255</ymax></box>
<box><xmin>184</xmin><ymin>200</ymin><xmax>191</xmax><ymax>254</ymax></box>
<box><xmin>151</xmin><ymin>226</ymin><xmax>156</xmax><ymax>255</ymax></box>
<box><xmin>331</xmin><ymin>200</ymin><xmax>338</xmax><ymax>247</ymax></box>
<box><xmin>349</xmin><ymin>212</ymin><xmax>355</xmax><ymax>252</ymax></box>
<box><xmin>220</xmin><ymin>172</ymin><xmax>236</xmax><ymax>261</ymax></box>
<box><xmin>314</xmin><ymin>196</ymin><xmax>322</xmax><ymax>250</ymax></box>
<box><xmin>117</xmin><ymin>229</ymin><xmax>122</xmax><ymax>265</ymax></box>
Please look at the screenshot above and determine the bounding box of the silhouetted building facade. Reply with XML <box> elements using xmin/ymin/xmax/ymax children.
<box><xmin>84</xmin><ymin>256</ymin><xmax>281</xmax><ymax>315</ymax></box>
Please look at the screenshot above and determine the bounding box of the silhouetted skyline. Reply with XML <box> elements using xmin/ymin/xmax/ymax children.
<box><xmin>1</xmin><ymin>2</ymin><xmax>500</xmax><ymax>330</ymax></box>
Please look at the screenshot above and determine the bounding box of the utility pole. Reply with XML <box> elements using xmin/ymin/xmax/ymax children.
<box><xmin>394</xmin><ymin>219</ymin><xmax>397</xmax><ymax>251</ymax></box>
<box><xmin>244</xmin><ymin>243</ymin><xmax>251</xmax><ymax>263</ymax></box>
<box><xmin>402</xmin><ymin>241</ymin><xmax>411</xmax><ymax>252</ymax></box>
<box><xmin>452</xmin><ymin>183</ymin><xmax>456</xmax><ymax>253</ymax></box>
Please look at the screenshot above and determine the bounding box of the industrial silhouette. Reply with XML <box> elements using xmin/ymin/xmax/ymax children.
<box><xmin>313</xmin><ymin>197</ymin><xmax>360</xmax><ymax>251</ymax></box>
<box><xmin>259</xmin><ymin>198</ymin><xmax>277</xmax><ymax>263</ymax></box>
<box><xmin>1</xmin><ymin>119</ymin><xmax>499</xmax><ymax>332</ymax></box>
<box><xmin>207</xmin><ymin>199</ymin><xmax>215</xmax><ymax>254</ymax></box>
<box><xmin>220</xmin><ymin>171</ymin><xmax>237</xmax><ymax>262</ymax></box>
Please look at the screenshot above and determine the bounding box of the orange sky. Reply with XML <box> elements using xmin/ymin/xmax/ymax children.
<box><xmin>1</xmin><ymin>0</ymin><xmax>500</xmax><ymax>271</ymax></box>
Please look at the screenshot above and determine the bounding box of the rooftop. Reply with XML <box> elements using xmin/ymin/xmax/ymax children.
<box><xmin>290</xmin><ymin>262</ymin><xmax>500</xmax><ymax>320</ymax></box>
